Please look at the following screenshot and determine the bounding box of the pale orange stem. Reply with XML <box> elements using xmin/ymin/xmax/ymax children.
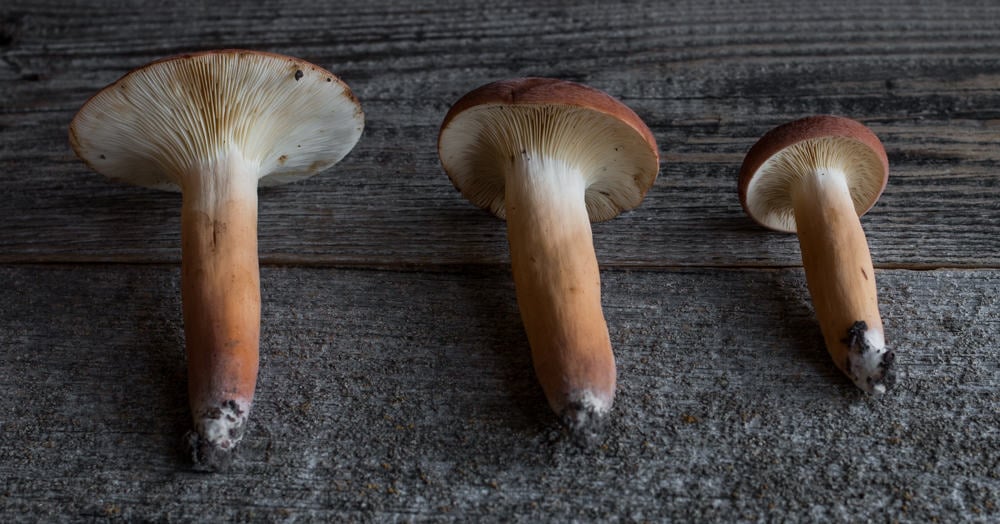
<box><xmin>504</xmin><ymin>153</ymin><xmax>615</xmax><ymax>433</ymax></box>
<box><xmin>180</xmin><ymin>151</ymin><xmax>260</xmax><ymax>468</ymax></box>
<box><xmin>793</xmin><ymin>168</ymin><xmax>892</xmax><ymax>394</ymax></box>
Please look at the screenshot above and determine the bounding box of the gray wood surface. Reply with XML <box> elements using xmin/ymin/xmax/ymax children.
<box><xmin>2</xmin><ymin>0</ymin><xmax>998</xmax><ymax>521</ymax></box>
<box><xmin>2</xmin><ymin>265</ymin><xmax>998</xmax><ymax>521</ymax></box>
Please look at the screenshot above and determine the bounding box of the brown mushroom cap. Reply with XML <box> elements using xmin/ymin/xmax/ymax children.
<box><xmin>438</xmin><ymin>78</ymin><xmax>660</xmax><ymax>222</ymax></box>
<box><xmin>69</xmin><ymin>49</ymin><xmax>364</xmax><ymax>191</ymax></box>
<box><xmin>738</xmin><ymin>115</ymin><xmax>889</xmax><ymax>233</ymax></box>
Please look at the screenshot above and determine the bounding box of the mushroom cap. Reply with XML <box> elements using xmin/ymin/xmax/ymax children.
<box><xmin>437</xmin><ymin>78</ymin><xmax>660</xmax><ymax>223</ymax></box>
<box><xmin>738</xmin><ymin>115</ymin><xmax>889</xmax><ymax>233</ymax></box>
<box><xmin>69</xmin><ymin>49</ymin><xmax>364</xmax><ymax>191</ymax></box>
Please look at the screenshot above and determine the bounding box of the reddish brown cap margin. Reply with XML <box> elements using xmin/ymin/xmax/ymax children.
<box><xmin>439</xmin><ymin>77</ymin><xmax>658</xmax><ymax>160</ymax></box>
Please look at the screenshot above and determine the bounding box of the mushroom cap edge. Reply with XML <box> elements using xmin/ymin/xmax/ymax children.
<box><xmin>738</xmin><ymin>115</ymin><xmax>889</xmax><ymax>232</ymax></box>
<box><xmin>69</xmin><ymin>48</ymin><xmax>364</xmax><ymax>192</ymax></box>
<box><xmin>437</xmin><ymin>77</ymin><xmax>660</xmax><ymax>223</ymax></box>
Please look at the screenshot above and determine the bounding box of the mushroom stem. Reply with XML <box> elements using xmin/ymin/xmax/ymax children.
<box><xmin>180</xmin><ymin>149</ymin><xmax>261</xmax><ymax>470</ymax></box>
<box><xmin>504</xmin><ymin>152</ymin><xmax>615</xmax><ymax>438</ymax></box>
<box><xmin>792</xmin><ymin>168</ymin><xmax>893</xmax><ymax>394</ymax></box>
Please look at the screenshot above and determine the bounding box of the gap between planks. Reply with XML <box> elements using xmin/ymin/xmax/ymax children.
<box><xmin>0</xmin><ymin>257</ymin><xmax>995</xmax><ymax>272</ymax></box>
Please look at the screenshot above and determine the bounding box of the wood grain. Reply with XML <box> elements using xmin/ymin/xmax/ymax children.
<box><xmin>1</xmin><ymin>1</ymin><xmax>999</xmax><ymax>522</ymax></box>
<box><xmin>1</xmin><ymin>0</ymin><xmax>998</xmax><ymax>267</ymax></box>
<box><xmin>1</xmin><ymin>265</ymin><xmax>997</xmax><ymax>521</ymax></box>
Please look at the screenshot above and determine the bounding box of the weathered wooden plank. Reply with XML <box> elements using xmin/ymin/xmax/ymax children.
<box><xmin>1</xmin><ymin>1</ymin><xmax>998</xmax><ymax>267</ymax></box>
<box><xmin>1</xmin><ymin>1</ymin><xmax>998</xmax><ymax>522</ymax></box>
<box><xmin>2</xmin><ymin>111</ymin><xmax>999</xmax><ymax>268</ymax></box>
<box><xmin>1</xmin><ymin>264</ymin><xmax>997</xmax><ymax>521</ymax></box>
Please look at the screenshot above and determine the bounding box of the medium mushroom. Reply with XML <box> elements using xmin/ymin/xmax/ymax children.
<box><xmin>69</xmin><ymin>49</ymin><xmax>364</xmax><ymax>469</ymax></box>
<box><xmin>738</xmin><ymin>115</ymin><xmax>894</xmax><ymax>394</ymax></box>
<box><xmin>437</xmin><ymin>78</ymin><xmax>659</xmax><ymax>440</ymax></box>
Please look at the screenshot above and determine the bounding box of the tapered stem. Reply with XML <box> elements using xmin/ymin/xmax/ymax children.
<box><xmin>504</xmin><ymin>152</ymin><xmax>615</xmax><ymax>436</ymax></box>
<box><xmin>792</xmin><ymin>168</ymin><xmax>893</xmax><ymax>394</ymax></box>
<box><xmin>180</xmin><ymin>150</ymin><xmax>261</xmax><ymax>469</ymax></box>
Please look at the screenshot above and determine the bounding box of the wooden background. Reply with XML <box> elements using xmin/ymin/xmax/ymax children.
<box><xmin>1</xmin><ymin>0</ymin><xmax>998</xmax><ymax>521</ymax></box>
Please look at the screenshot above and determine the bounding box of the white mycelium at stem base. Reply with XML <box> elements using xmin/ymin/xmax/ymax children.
<box><xmin>504</xmin><ymin>151</ymin><xmax>615</xmax><ymax>424</ymax></box>
<box><xmin>747</xmin><ymin>135</ymin><xmax>893</xmax><ymax>394</ymax></box>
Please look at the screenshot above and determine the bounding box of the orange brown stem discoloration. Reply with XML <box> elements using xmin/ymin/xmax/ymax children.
<box><xmin>180</xmin><ymin>156</ymin><xmax>260</xmax><ymax>470</ymax></box>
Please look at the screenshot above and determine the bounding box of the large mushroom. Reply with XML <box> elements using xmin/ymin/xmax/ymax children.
<box><xmin>739</xmin><ymin>115</ymin><xmax>894</xmax><ymax>394</ymax></box>
<box><xmin>69</xmin><ymin>49</ymin><xmax>364</xmax><ymax>469</ymax></box>
<box><xmin>437</xmin><ymin>78</ymin><xmax>659</xmax><ymax>440</ymax></box>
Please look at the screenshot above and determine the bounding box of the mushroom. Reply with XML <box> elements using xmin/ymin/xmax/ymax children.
<box><xmin>738</xmin><ymin>115</ymin><xmax>894</xmax><ymax>394</ymax></box>
<box><xmin>69</xmin><ymin>49</ymin><xmax>364</xmax><ymax>469</ymax></box>
<box><xmin>437</xmin><ymin>78</ymin><xmax>659</xmax><ymax>440</ymax></box>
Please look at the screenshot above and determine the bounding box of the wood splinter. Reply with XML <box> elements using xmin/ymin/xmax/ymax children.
<box><xmin>739</xmin><ymin>115</ymin><xmax>895</xmax><ymax>394</ymax></box>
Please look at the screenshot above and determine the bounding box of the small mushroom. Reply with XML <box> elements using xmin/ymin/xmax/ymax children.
<box><xmin>69</xmin><ymin>49</ymin><xmax>364</xmax><ymax>469</ymax></box>
<box><xmin>739</xmin><ymin>115</ymin><xmax>894</xmax><ymax>394</ymax></box>
<box><xmin>437</xmin><ymin>78</ymin><xmax>660</xmax><ymax>440</ymax></box>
